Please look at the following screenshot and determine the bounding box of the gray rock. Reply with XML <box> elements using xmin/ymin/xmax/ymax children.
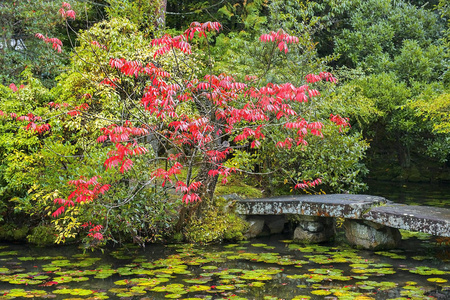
<box><xmin>303</xmin><ymin>221</ymin><xmax>324</xmax><ymax>233</ymax></box>
<box><xmin>293</xmin><ymin>224</ymin><xmax>334</xmax><ymax>243</ymax></box>
<box><xmin>344</xmin><ymin>219</ymin><xmax>401</xmax><ymax>250</ymax></box>
<box><xmin>293</xmin><ymin>216</ymin><xmax>334</xmax><ymax>243</ymax></box>
<box><xmin>236</xmin><ymin>194</ymin><xmax>386</xmax><ymax>218</ymax></box>
<box><xmin>363</xmin><ymin>204</ymin><xmax>450</xmax><ymax>237</ymax></box>
<box><xmin>245</xmin><ymin>217</ymin><xmax>265</xmax><ymax>238</ymax></box>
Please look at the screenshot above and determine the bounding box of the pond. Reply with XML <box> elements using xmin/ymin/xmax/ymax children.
<box><xmin>1</xmin><ymin>182</ymin><xmax>449</xmax><ymax>300</ymax></box>
<box><xmin>0</xmin><ymin>231</ymin><xmax>448</xmax><ymax>300</ymax></box>
<box><xmin>367</xmin><ymin>180</ymin><xmax>450</xmax><ymax>208</ymax></box>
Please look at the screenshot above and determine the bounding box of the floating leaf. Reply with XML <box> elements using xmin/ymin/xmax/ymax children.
<box><xmin>187</xmin><ymin>285</ymin><xmax>211</xmax><ymax>292</ymax></box>
<box><xmin>251</xmin><ymin>243</ymin><xmax>268</xmax><ymax>247</ymax></box>
<box><xmin>165</xmin><ymin>294</ymin><xmax>183</xmax><ymax>298</ymax></box>
<box><xmin>215</xmin><ymin>284</ymin><xmax>236</xmax><ymax>290</ymax></box>
<box><xmin>427</xmin><ymin>278</ymin><xmax>448</xmax><ymax>283</ymax></box>
<box><xmin>311</xmin><ymin>289</ymin><xmax>331</xmax><ymax>295</ymax></box>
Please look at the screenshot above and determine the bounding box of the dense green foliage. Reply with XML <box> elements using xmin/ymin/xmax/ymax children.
<box><xmin>0</xmin><ymin>0</ymin><xmax>448</xmax><ymax>246</ymax></box>
<box><xmin>0</xmin><ymin>0</ymin><xmax>101</xmax><ymax>87</ymax></box>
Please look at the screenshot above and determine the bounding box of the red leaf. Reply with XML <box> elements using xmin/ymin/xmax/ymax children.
<box><xmin>39</xmin><ymin>281</ymin><xmax>58</xmax><ymax>287</ymax></box>
<box><xmin>119</xmin><ymin>159</ymin><xmax>133</xmax><ymax>173</ymax></box>
<box><xmin>98</xmin><ymin>184</ymin><xmax>110</xmax><ymax>194</ymax></box>
<box><xmin>176</xmin><ymin>181</ymin><xmax>188</xmax><ymax>193</ymax></box>
<box><xmin>66</xmin><ymin>10</ymin><xmax>76</xmax><ymax>20</ymax></box>
<box><xmin>9</xmin><ymin>83</ymin><xmax>18</xmax><ymax>92</ymax></box>
<box><xmin>133</xmin><ymin>146</ymin><xmax>148</xmax><ymax>155</ymax></box>
<box><xmin>52</xmin><ymin>206</ymin><xmax>65</xmax><ymax>217</ymax></box>
<box><xmin>97</xmin><ymin>135</ymin><xmax>107</xmax><ymax>143</ymax></box>
<box><xmin>188</xmin><ymin>181</ymin><xmax>202</xmax><ymax>192</ymax></box>
<box><xmin>208</xmin><ymin>169</ymin><xmax>219</xmax><ymax>177</ymax></box>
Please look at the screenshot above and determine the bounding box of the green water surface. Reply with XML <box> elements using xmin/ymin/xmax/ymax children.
<box><xmin>0</xmin><ymin>231</ymin><xmax>448</xmax><ymax>300</ymax></box>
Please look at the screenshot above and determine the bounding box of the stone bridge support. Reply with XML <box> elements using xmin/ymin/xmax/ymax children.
<box><xmin>343</xmin><ymin>219</ymin><xmax>401</xmax><ymax>249</ymax></box>
<box><xmin>236</xmin><ymin>194</ymin><xmax>449</xmax><ymax>250</ymax></box>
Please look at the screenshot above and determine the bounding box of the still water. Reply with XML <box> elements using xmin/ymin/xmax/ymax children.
<box><xmin>367</xmin><ymin>180</ymin><xmax>450</xmax><ymax>208</ymax></box>
<box><xmin>0</xmin><ymin>233</ymin><xmax>448</xmax><ymax>299</ymax></box>
<box><xmin>0</xmin><ymin>182</ymin><xmax>449</xmax><ymax>299</ymax></box>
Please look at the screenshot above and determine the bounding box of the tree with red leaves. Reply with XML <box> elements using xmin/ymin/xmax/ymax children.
<box><xmin>47</xmin><ymin>18</ymin><xmax>353</xmax><ymax>241</ymax></box>
<box><xmin>0</xmin><ymin>2</ymin><xmax>367</xmax><ymax>246</ymax></box>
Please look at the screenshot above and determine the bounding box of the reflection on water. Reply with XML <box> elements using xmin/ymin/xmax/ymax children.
<box><xmin>0</xmin><ymin>232</ymin><xmax>449</xmax><ymax>299</ymax></box>
<box><xmin>367</xmin><ymin>180</ymin><xmax>450</xmax><ymax>208</ymax></box>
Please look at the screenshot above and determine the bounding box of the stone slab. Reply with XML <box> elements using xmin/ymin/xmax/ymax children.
<box><xmin>236</xmin><ymin>194</ymin><xmax>386</xmax><ymax>219</ymax></box>
<box><xmin>363</xmin><ymin>204</ymin><xmax>450</xmax><ymax>237</ymax></box>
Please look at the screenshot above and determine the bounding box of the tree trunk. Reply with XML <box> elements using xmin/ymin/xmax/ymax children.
<box><xmin>397</xmin><ymin>142</ymin><xmax>411</xmax><ymax>168</ymax></box>
<box><xmin>156</xmin><ymin>0</ymin><xmax>167</xmax><ymax>29</ymax></box>
<box><xmin>196</xmin><ymin>160</ymin><xmax>219</xmax><ymax>203</ymax></box>
<box><xmin>174</xmin><ymin>158</ymin><xmax>219</xmax><ymax>233</ymax></box>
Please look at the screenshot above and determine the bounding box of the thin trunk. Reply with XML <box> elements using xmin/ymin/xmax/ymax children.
<box><xmin>157</xmin><ymin>0</ymin><xmax>167</xmax><ymax>29</ymax></box>
<box><xmin>174</xmin><ymin>158</ymin><xmax>219</xmax><ymax>233</ymax></box>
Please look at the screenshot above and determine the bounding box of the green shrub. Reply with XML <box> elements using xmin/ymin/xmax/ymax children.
<box><xmin>27</xmin><ymin>225</ymin><xmax>57</xmax><ymax>246</ymax></box>
<box><xmin>185</xmin><ymin>199</ymin><xmax>248</xmax><ymax>244</ymax></box>
<box><xmin>0</xmin><ymin>224</ymin><xmax>29</xmax><ymax>241</ymax></box>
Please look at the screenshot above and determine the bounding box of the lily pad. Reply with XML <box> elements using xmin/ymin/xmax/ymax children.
<box><xmin>427</xmin><ymin>277</ymin><xmax>448</xmax><ymax>283</ymax></box>
<box><xmin>187</xmin><ymin>285</ymin><xmax>211</xmax><ymax>292</ymax></box>
<box><xmin>310</xmin><ymin>289</ymin><xmax>331</xmax><ymax>295</ymax></box>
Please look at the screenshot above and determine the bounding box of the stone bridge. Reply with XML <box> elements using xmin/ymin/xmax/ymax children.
<box><xmin>234</xmin><ymin>194</ymin><xmax>450</xmax><ymax>250</ymax></box>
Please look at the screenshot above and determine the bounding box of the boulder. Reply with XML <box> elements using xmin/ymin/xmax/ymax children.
<box><xmin>344</xmin><ymin>219</ymin><xmax>401</xmax><ymax>250</ymax></box>
<box><xmin>293</xmin><ymin>216</ymin><xmax>334</xmax><ymax>243</ymax></box>
<box><xmin>245</xmin><ymin>217</ymin><xmax>265</xmax><ymax>238</ymax></box>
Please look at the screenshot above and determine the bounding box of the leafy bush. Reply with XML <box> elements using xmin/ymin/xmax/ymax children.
<box><xmin>27</xmin><ymin>225</ymin><xmax>57</xmax><ymax>247</ymax></box>
<box><xmin>185</xmin><ymin>199</ymin><xmax>248</xmax><ymax>244</ymax></box>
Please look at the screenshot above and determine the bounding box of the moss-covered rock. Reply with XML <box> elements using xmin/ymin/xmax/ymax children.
<box><xmin>27</xmin><ymin>225</ymin><xmax>57</xmax><ymax>246</ymax></box>
<box><xmin>184</xmin><ymin>197</ymin><xmax>248</xmax><ymax>244</ymax></box>
<box><xmin>215</xmin><ymin>174</ymin><xmax>263</xmax><ymax>199</ymax></box>
<box><xmin>0</xmin><ymin>223</ymin><xmax>29</xmax><ymax>241</ymax></box>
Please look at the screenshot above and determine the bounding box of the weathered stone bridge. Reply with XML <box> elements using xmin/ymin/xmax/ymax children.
<box><xmin>234</xmin><ymin>194</ymin><xmax>450</xmax><ymax>250</ymax></box>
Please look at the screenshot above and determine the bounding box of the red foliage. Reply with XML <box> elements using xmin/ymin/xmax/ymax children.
<box><xmin>51</xmin><ymin>176</ymin><xmax>110</xmax><ymax>217</ymax></box>
<box><xmin>330</xmin><ymin>114</ymin><xmax>350</xmax><ymax>132</ymax></box>
<box><xmin>184</xmin><ymin>21</ymin><xmax>222</xmax><ymax>40</ymax></box>
<box><xmin>260</xmin><ymin>29</ymin><xmax>300</xmax><ymax>53</ymax></box>
<box><xmin>12</xmin><ymin>113</ymin><xmax>51</xmax><ymax>134</ymax></box>
<box><xmin>34</xmin><ymin>18</ymin><xmax>349</xmax><ymax>243</ymax></box>
<box><xmin>91</xmin><ymin>41</ymin><xmax>107</xmax><ymax>50</ymax></box>
<box><xmin>39</xmin><ymin>281</ymin><xmax>58</xmax><ymax>287</ymax></box>
<box><xmin>59</xmin><ymin>2</ymin><xmax>76</xmax><ymax>20</ymax></box>
<box><xmin>67</xmin><ymin>103</ymin><xmax>89</xmax><ymax>117</ymax></box>
<box><xmin>81</xmin><ymin>222</ymin><xmax>104</xmax><ymax>240</ymax></box>
<box><xmin>152</xmin><ymin>34</ymin><xmax>192</xmax><ymax>58</ymax></box>
<box><xmin>102</xmin><ymin>28</ymin><xmax>339</xmax><ymax>204</ymax></box>
<box><xmin>294</xmin><ymin>178</ymin><xmax>322</xmax><ymax>190</ymax></box>
<box><xmin>35</xmin><ymin>33</ymin><xmax>63</xmax><ymax>53</ymax></box>
<box><xmin>9</xmin><ymin>83</ymin><xmax>18</xmax><ymax>92</ymax></box>
<box><xmin>99</xmin><ymin>77</ymin><xmax>118</xmax><ymax>88</ymax></box>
